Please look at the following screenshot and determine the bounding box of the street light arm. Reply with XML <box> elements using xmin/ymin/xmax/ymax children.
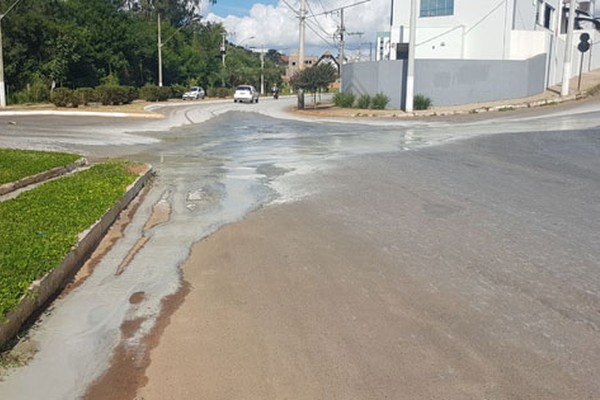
<box><xmin>160</xmin><ymin>16</ymin><xmax>202</xmax><ymax>47</ymax></box>
<box><xmin>0</xmin><ymin>0</ymin><xmax>25</xmax><ymax>20</ymax></box>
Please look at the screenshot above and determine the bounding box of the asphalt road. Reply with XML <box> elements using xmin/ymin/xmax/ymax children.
<box><xmin>0</xmin><ymin>98</ymin><xmax>599</xmax><ymax>399</ymax></box>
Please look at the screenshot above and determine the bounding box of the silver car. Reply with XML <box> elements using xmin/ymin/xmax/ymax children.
<box><xmin>234</xmin><ymin>85</ymin><xmax>259</xmax><ymax>103</ymax></box>
<box><xmin>182</xmin><ymin>86</ymin><xmax>205</xmax><ymax>100</ymax></box>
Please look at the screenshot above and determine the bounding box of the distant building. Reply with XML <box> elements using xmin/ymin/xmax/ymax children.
<box><xmin>284</xmin><ymin>51</ymin><xmax>319</xmax><ymax>81</ymax></box>
<box><xmin>376</xmin><ymin>32</ymin><xmax>391</xmax><ymax>61</ymax></box>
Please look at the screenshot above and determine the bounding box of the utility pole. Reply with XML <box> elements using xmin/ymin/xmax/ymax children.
<box><xmin>221</xmin><ymin>32</ymin><xmax>227</xmax><ymax>67</ymax></box>
<box><xmin>561</xmin><ymin>0</ymin><xmax>576</xmax><ymax>96</ymax></box>
<box><xmin>0</xmin><ymin>0</ymin><xmax>25</xmax><ymax>108</ymax></box>
<box><xmin>338</xmin><ymin>8</ymin><xmax>345</xmax><ymax>75</ymax></box>
<box><xmin>157</xmin><ymin>14</ymin><xmax>163</xmax><ymax>87</ymax></box>
<box><xmin>405</xmin><ymin>0</ymin><xmax>418</xmax><ymax>112</ymax></box>
<box><xmin>299</xmin><ymin>0</ymin><xmax>306</xmax><ymax>71</ymax></box>
<box><xmin>260</xmin><ymin>45</ymin><xmax>265</xmax><ymax>95</ymax></box>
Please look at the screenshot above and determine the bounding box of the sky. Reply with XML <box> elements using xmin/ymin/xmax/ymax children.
<box><xmin>201</xmin><ymin>0</ymin><xmax>391</xmax><ymax>58</ymax></box>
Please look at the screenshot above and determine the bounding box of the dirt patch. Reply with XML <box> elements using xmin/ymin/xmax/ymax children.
<box><xmin>83</xmin><ymin>281</ymin><xmax>190</xmax><ymax>400</ymax></box>
<box><xmin>129</xmin><ymin>292</ymin><xmax>145</xmax><ymax>305</ymax></box>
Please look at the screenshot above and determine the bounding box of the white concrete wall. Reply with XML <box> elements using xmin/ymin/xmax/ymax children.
<box><xmin>390</xmin><ymin>0</ymin><xmax>565</xmax><ymax>60</ymax></box>
<box><xmin>510</xmin><ymin>30</ymin><xmax>548</xmax><ymax>59</ymax></box>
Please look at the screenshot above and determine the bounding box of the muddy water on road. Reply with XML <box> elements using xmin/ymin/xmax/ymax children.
<box><xmin>0</xmin><ymin>112</ymin><xmax>422</xmax><ymax>399</ymax></box>
<box><xmin>2</xmin><ymin>105</ymin><xmax>600</xmax><ymax>399</ymax></box>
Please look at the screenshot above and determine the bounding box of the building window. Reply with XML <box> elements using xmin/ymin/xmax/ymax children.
<box><xmin>420</xmin><ymin>0</ymin><xmax>454</xmax><ymax>17</ymax></box>
<box><xmin>536</xmin><ymin>0</ymin><xmax>554</xmax><ymax>30</ymax></box>
<box><xmin>544</xmin><ymin>4</ymin><xmax>554</xmax><ymax>29</ymax></box>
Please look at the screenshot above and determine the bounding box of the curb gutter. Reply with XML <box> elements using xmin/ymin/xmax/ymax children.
<box><xmin>0</xmin><ymin>164</ymin><xmax>154</xmax><ymax>346</ymax></box>
<box><xmin>0</xmin><ymin>157</ymin><xmax>88</xmax><ymax>197</ymax></box>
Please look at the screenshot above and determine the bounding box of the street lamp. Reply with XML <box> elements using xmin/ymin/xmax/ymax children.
<box><xmin>0</xmin><ymin>0</ymin><xmax>25</xmax><ymax>108</ymax></box>
<box><xmin>251</xmin><ymin>45</ymin><xmax>267</xmax><ymax>95</ymax></box>
<box><xmin>158</xmin><ymin>14</ymin><xmax>201</xmax><ymax>87</ymax></box>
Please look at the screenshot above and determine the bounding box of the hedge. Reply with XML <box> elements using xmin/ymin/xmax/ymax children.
<box><xmin>0</xmin><ymin>149</ymin><xmax>81</xmax><ymax>185</ymax></box>
<box><xmin>0</xmin><ymin>161</ymin><xmax>138</xmax><ymax>321</ymax></box>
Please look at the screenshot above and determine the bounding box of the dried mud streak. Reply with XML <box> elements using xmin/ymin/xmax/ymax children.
<box><xmin>83</xmin><ymin>280</ymin><xmax>190</xmax><ymax>400</ymax></box>
<box><xmin>115</xmin><ymin>236</ymin><xmax>150</xmax><ymax>276</ymax></box>
<box><xmin>61</xmin><ymin>187</ymin><xmax>149</xmax><ymax>295</ymax></box>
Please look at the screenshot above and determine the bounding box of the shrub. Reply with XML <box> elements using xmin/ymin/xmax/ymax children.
<box><xmin>356</xmin><ymin>94</ymin><xmax>371</xmax><ymax>109</ymax></box>
<box><xmin>74</xmin><ymin>87</ymin><xmax>96</xmax><ymax>105</ymax></box>
<box><xmin>9</xmin><ymin>75</ymin><xmax>50</xmax><ymax>104</ymax></box>
<box><xmin>371</xmin><ymin>93</ymin><xmax>390</xmax><ymax>110</ymax></box>
<box><xmin>157</xmin><ymin>86</ymin><xmax>171</xmax><ymax>101</ymax></box>
<box><xmin>139</xmin><ymin>84</ymin><xmax>160</xmax><ymax>102</ymax></box>
<box><xmin>413</xmin><ymin>94</ymin><xmax>432</xmax><ymax>110</ymax></box>
<box><xmin>333</xmin><ymin>92</ymin><xmax>355</xmax><ymax>108</ymax></box>
<box><xmin>51</xmin><ymin>88</ymin><xmax>78</xmax><ymax>108</ymax></box>
<box><xmin>208</xmin><ymin>87</ymin><xmax>231</xmax><ymax>98</ymax></box>
<box><xmin>171</xmin><ymin>84</ymin><xmax>186</xmax><ymax>98</ymax></box>
<box><xmin>95</xmin><ymin>85</ymin><xmax>138</xmax><ymax>105</ymax></box>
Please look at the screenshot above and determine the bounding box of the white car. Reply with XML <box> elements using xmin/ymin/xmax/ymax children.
<box><xmin>234</xmin><ymin>85</ymin><xmax>259</xmax><ymax>103</ymax></box>
<box><xmin>182</xmin><ymin>86</ymin><xmax>205</xmax><ymax>100</ymax></box>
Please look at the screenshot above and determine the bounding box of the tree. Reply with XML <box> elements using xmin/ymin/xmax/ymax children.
<box><xmin>290</xmin><ymin>63</ymin><xmax>337</xmax><ymax>108</ymax></box>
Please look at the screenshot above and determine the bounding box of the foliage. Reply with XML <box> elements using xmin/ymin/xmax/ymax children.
<box><xmin>356</xmin><ymin>94</ymin><xmax>371</xmax><ymax>109</ymax></box>
<box><xmin>170</xmin><ymin>84</ymin><xmax>186</xmax><ymax>98</ymax></box>
<box><xmin>95</xmin><ymin>85</ymin><xmax>138</xmax><ymax>105</ymax></box>
<box><xmin>371</xmin><ymin>93</ymin><xmax>390</xmax><ymax>110</ymax></box>
<box><xmin>139</xmin><ymin>84</ymin><xmax>171</xmax><ymax>101</ymax></box>
<box><xmin>74</xmin><ymin>87</ymin><xmax>97</xmax><ymax>105</ymax></box>
<box><xmin>333</xmin><ymin>92</ymin><xmax>356</xmax><ymax>108</ymax></box>
<box><xmin>207</xmin><ymin>87</ymin><xmax>232</xmax><ymax>98</ymax></box>
<box><xmin>413</xmin><ymin>94</ymin><xmax>432</xmax><ymax>110</ymax></box>
<box><xmin>290</xmin><ymin>63</ymin><xmax>337</xmax><ymax>94</ymax></box>
<box><xmin>0</xmin><ymin>149</ymin><xmax>80</xmax><ymax>186</ymax></box>
<box><xmin>51</xmin><ymin>88</ymin><xmax>79</xmax><ymax>108</ymax></box>
<box><xmin>0</xmin><ymin>161</ymin><xmax>138</xmax><ymax>321</ymax></box>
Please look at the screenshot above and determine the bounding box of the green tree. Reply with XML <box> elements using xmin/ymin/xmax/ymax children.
<box><xmin>290</xmin><ymin>63</ymin><xmax>337</xmax><ymax>108</ymax></box>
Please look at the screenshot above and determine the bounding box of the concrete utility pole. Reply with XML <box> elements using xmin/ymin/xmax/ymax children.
<box><xmin>221</xmin><ymin>32</ymin><xmax>227</xmax><ymax>67</ymax></box>
<box><xmin>158</xmin><ymin>14</ymin><xmax>163</xmax><ymax>87</ymax></box>
<box><xmin>338</xmin><ymin>8</ymin><xmax>345</xmax><ymax>75</ymax></box>
<box><xmin>561</xmin><ymin>0</ymin><xmax>577</xmax><ymax>96</ymax></box>
<box><xmin>405</xmin><ymin>0</ymin><xmax>418</xmax><ymax>112</ymax></box>
<box><xmin>299</xmin><ymin>0</ymin><xmax>306</xmax><ymax>71</ymax></box>
<box><xmin>0</xmin><ymin>0</ymin><xmax>25</xmax><ymax>108</ymax></box>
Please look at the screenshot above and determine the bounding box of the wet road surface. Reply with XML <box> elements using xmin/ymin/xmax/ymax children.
<box><xmin>0</xmin><ymin>98</ymin><xmax>599</xmax><ymax>399</ymax></box>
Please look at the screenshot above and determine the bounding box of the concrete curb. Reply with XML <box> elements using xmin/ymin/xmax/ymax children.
<box><xmin>0</xmin><ymin>110</ymin><xmax>163</xmax><ymax>119</ymax></box>
<box><xmin>0</xmin><ymin>157</ymin><xmax>88</xmax><ymax>197</ymax></box>
<box><xmin>0</xmin><ymin>164</ymin><xmax>154</xmax><ymax>346</ymax></box>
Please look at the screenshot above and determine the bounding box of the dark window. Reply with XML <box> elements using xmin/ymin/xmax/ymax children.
<box><xmin>420</xmin><ymin>0</ymin><xmax>454</xmax><ymax>17</ymax></box>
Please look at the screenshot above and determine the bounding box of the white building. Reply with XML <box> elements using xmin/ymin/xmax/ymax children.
<box><xmin>389</xmin><ymin>0</ymin><xmax>597</xmax><ymax>61</ymax></box>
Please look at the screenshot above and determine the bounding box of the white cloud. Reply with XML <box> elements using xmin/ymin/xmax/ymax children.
<box><xmin>206</xmin><ymin>0</ymin><xmax>391</xmax><ymax>56</ymax></box>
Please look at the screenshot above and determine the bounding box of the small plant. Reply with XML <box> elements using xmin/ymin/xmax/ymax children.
<box><xmin>413</xmin><ymin>94</ymin><xmax>432</xmax><ymax>110</ymax></box>
<box><xmin>333</xmin><ymin>92</ymin><xmax>356</xmax><ymax>108</ymax></box>
<box><xmin>170</xmin><ymin>84</ymin><xmax>186</xmax><ymax>98</ymax></box>
<box><xmin>74</xmin><ymin>87</ymin><xmax>96</xmax><ymax>105</ymax></box>
<box><xmin>139</xmin><ymin>84</ymin><xmax>169</xmax><ymax>102</ymax></box>
<box><xmin>51</xmin><ymin>88</ymin><xmax>79</xmax><ymax>108</ymax></box>
<box><xmin>356</xmin><ymin>94</ymin><xmax>371</xmax><ymax>109</ymax></box>
<box><xmin>371</xmin><ymin>93</ymin><xmax>390</xmax><ymax>110</ymax></box>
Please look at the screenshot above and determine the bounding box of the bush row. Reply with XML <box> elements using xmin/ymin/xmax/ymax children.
<box><xmin>333</xmin><ymin>92</ymin><xmax>391</xmax><ymax>110</ymax></box>
<box><xmin>0</xmin><ymin>161</ymin><xmax>139</xmax><ymax>321</ymax></box>
<box><xmin>333</xmin><ymin>92</ymin><xmax>433</xmax><ymax>110</ymax></box>
<box><xmin>51</xmin><ymin>86</ymin><xmax>138</xmax><ymax>107</ymax></box>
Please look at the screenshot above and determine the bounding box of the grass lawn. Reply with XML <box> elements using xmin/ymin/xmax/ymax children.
<box><xmin>0</xmin><ymin>148</ymin><xmax>81</xmax><ymax>186</ymax></box>
<box><xmin>0</xmin><ymin>161</ymin><xmax>138</xmax><ymax>321</ymax></box>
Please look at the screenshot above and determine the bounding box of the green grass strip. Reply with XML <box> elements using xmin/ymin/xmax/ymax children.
<box><xmin>0</xmin><ymin>161</ymin><xmax>138</xmax><ymax>320</ymax></box>
<box><xmin>0</xmin><ymin>148</ymin><xmax>81</xmax><ymax>185</ymax></box>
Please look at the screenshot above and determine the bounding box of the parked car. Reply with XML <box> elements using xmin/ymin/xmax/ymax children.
<box><xmin>182</xmin><ymin>86</ymin><xmax>205</xmax><ymax>100</ymax></box>
<box><xmin>234</xmin><ymin>85</ymin><xmax>259</xmax><ymax>103</ymax></box>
